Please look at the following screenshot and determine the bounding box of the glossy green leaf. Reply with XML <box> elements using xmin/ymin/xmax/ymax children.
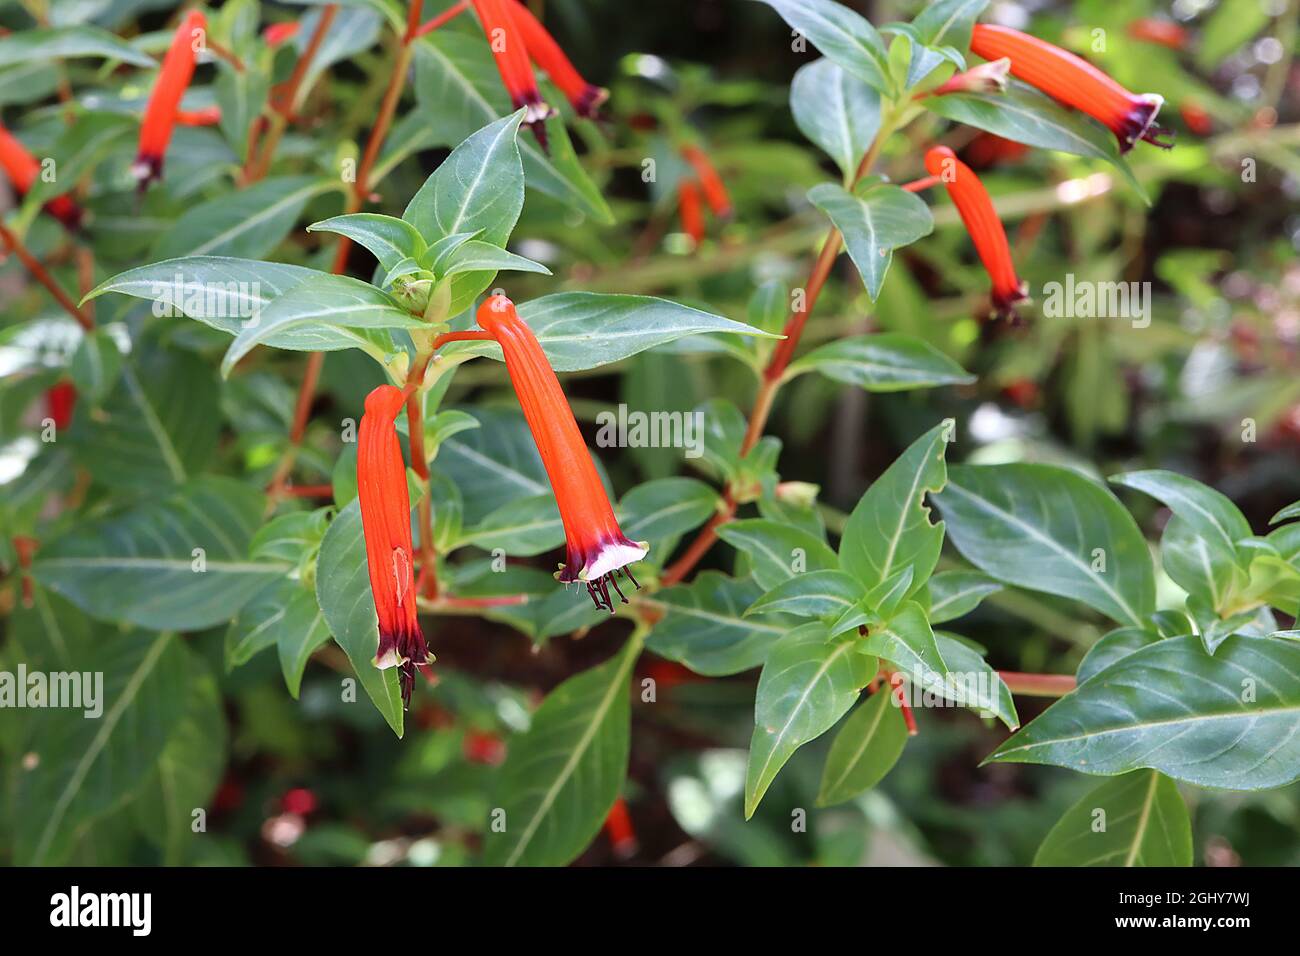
<box><xmin>438</xmin><ymin>292</ymin><xmax>773</xmax><ymax>372</ymax></box>
<box><xmin>924</xmin><ymin>569</ymin><xmax>1001</xmax><ymax>624</ymax></box>
<box><xmin>745</xmin><ymin>623</ymin><xmax>875</xmax><ymax>817</ymax></box>
<box><xmin>807</xmin><ymin>183</ymin><xmax>934</xmax><ymax>299</ymax></box>
<box><xmin>33</xmin><ymin>478</ymin><xmax>283</xmax><ymax>630</ymax></box>
<box><xmin>0</xmin><ymin>26</ymin><xmax>157</xmax><ymax>68</ymax></box>
<box><xmin>816</xmin><ymin>685</ymin><xmax>907</xmax><ymax>806</ymax></box>
<box><xmin>840</xmin><ymin>422</ymin><xmax>948</xmax><ymax>593</ymax></box>
<box><xmin>481</xmin><ymin>638</ymin><xmax>637</xmax><ymax>866</ymax></box>
<box><xmin>1033</xmin><ymin>771</ymin><xmax>1192</xmax><ymax>866</ymax></box>
<box><xmin>152</xmin><ymin>176</ymin><xmax>335</xmax><ymax>260</ymax></box>
<box><xmin>746</xmin><ymin>568</ymin><xmax>864</xmax><ymax>620</ymax></box>
<box><xmin>989</xmin><ymin>635</ymin><xmax>1300</xmax><ymax>789</ymax></box>
<box><xmin>618</xmin><ymin>477</ymin><xmax>718</xmax><ymax>543</ymax></box>
<box><xmin>789</xmin><ymin>57</ymin><xmax>881</xmax><ymax>179</ymax></box>
<box><xmin>14</xmin><ymin>631</ymin><xmax>190</xmax><ymax>864</ymax></box>
<box><xmin>937</xmin><ymin>463</ymin><xmax>1156</xmax><ymax>627</ymax></box>
<box><xmin>717</xmin><ymin>519</ymin><xmax>838</xmax><ymax>592</ymax></box>
<box><xmin>307</xmin><ymin>213</ymin><xmax>427</xmax><ymax>272</ymax></box>
<box><xmin>462</xmin><ymin>493</ymin><xmax>564</xmax><ymax>556</ymax></box>
<box><xmin>752</xmin><ymin>0</ymin><xmax>892</xmax><ymax>94</ymax></box>
<box><xmin>647</xmin><ymin>571</ymin><xmax>793</xmax><ymax>676</ymax></box>
<box><xmin>785</xmin><ymin>333</ymin><xmax>972</xmax><ymax>391</ymax></box>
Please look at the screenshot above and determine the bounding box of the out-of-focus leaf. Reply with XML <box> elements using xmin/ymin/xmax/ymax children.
<box><xmin>1033</xmin><ymin>771</ymin><xmax>1192</xmax><ymax>867</ymax></box>
<box><xmin>785</xmin><ymin>333</ymin><xmax>971</xmax><ymax>391</ymax></box>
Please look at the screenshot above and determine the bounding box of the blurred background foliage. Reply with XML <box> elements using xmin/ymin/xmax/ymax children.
<box><xmin>2</xmin><ymin>0</ymin><xmax>1299</xmax><ymax>866</ymax></box>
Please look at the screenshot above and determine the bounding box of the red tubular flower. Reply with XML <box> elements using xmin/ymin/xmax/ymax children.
<box><xmin>924</xmin><ymin>145</ymin><xmax>1028</xmax><ymax>321</ymax></box>
<box><xmin>358</xmin><ymin>384</ymin><xmax>432</xmax><ymax>706</ymax></box>
<box><xmin>263</xmin><ymin>21</ymin><xmax>300</xmax><ymax>47</ymax></box>
<box><xmin>1181</xmin><ymin>101</ymin><xmax>1213</xmax><ymax>136</ymax></box>
<box><xmin>678</xmin><ymin>179</ymin><xmax>705</xmax><ymax>245</ymax></box>
<box><xmin>134</xmin><ymin>9</ymin><xmax>206</xmax><ymax>186</ymax></box>
<box><xmin>0</xmin><ymin>124</ymin><xmax>83</xmax><ymax>231</ymax></box>
<box><xmin>961</xmin><ymin>132</ymin><xmax>1030</xmax><ymax>169</ymax></box>
<box><xmin>1127</xmin><ymin>18</ymin><xmax>1189</xmax><ymax>51</ymax></box>
<box><xmin>459</xmin><ymin>295</ymin><xmax>648</xmax><ymax>610</ymax></box>
<box><xmin>680</xmin><ymin>145</ymin><xmax>732</xmax><ymax>218</ymax></box>
<box><xmin>470</xmin><ymin>0</ymin><xmax>553</xmax><ymax>149</ymax></box>
<box><xmin>969</xmin><ymin>24</ymin><xmax>1173</xmax><ymax>153</ymax></box>
<box><xmin>603</xmin><ymin>797</ymin><xmax>638</xmax><ymax>858</ymax></box>
<box><xmin>507</xmin><ymin>0</ymin><xmax>608</xmax><ymax>119</ymax></box>
<box><xmin>45</xmin><ymin>381</ymin><xmax>77</xmax><ymax>430</ymax></box>
<box><xmin>175</xmin><ymin>106</ymin><xmax>221</xmax><ymax>127</ymax></box>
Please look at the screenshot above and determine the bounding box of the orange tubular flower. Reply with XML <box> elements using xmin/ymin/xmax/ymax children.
<box><xmin>46</xmin><ymin>381</ymin><xmax>77</xmax><ymax>430</ymax></box>
<box><xmin>263</xmin><ymin>21</ymin><xmax>300</xmax><ymax>47</ymax></box>
<box><xmin>453</xmin><ymin>295</ymin><xmax>648</xmax><ymax>610</ymax></box>
<box><xmin>962</xmin><ymin>131</ymin><xmax>1030</xmax><ymax>169</ymax></box>
<box><xmin>358</xmin><ymin>384</ymin><xmax>432</xmax><ymax>707</ymax></box>
<box><xmin>680</xmin><ymin>145</ymin><xmax>732</xmax><ymax>218</ymax></box>
<box><xmin>134</xmin><ymin>9</ymin><xmax>206</xmax><ymax>186</ymax></box>
<box><xmin>969</xmin><ymin>24</ymin><xmax>1173</xmax><ymax>153</ymax></box>
<box><xmin>175</xmin><ymin>106</ymin><xmax>221</xmax><ymax>126</ymax></box>
<box><xmin>678</xmin><ymin>179</ymin><xmax>705</xmax><ymax>244</ymax></box>
<box><xmin>507</xmin><ymin>0</ymin><xmax>608</xmax><ymax>119</ymax></box>
<box><xmin>470</xmin><ymin>0</ymin><xmax>553</xmax><ymax>149</ymax></box>
<box><xmin>1127</xmin><ymin>18</ymin><xmax>1189</xmax><ymax>51</ymax></box>
<box><xmin>924</xmin><ymin>145</ymin><xmax>1028</xmax><ymax>321</ymax></box>
<box><xmin>0</xmin><ymin>124</ymin><xmax>83</xmax><ymax>231</ymax></box>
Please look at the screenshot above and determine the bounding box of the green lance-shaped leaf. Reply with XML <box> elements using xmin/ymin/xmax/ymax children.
<box><xmin>225</xmin><ymin>578</ymin><xmax>332</xmax><ymax>699</ymax></box>
<box><xmin>1111</xmin><ymin>469</ymin><xmax>1252</xmax><ymax>615</ymax></box>
<box><xmin>807</xmin><ymin>183</ymin><xmax>934</xmax><ymax>300</ymax></box>
<box><xmin>314</xmin><ymin>499</ymin><xmax>405</xmax><ymax>738</ymax></box>
<box><xmin>1273</xmin><ymin>501</ymin><xmax>1300</xmax><ymax>524</ymax></box>
<box><xmin>435</xmin><ymin>240</ymin><xmax>550</xmax><ymax>278</ymax></box>
<box><xmin>71</xmin><ymin>347</ymin><xmax>220</xmax><ymax>492</ymax></box>
<box><xmin>746</xmin><ymin>569</ymin><xmax>865</xmax><ymax>620</ymax></box>
<box><xmin>988</xmin><ymin>634</ymin><xmax>1300</xmax><ymax>790</ymax></box>
<box><xmin>751</xmin><ymin>0</ymin><xmax>892</xmax><ymax>95</ymax></box>
<box><xmin>85</xmin><ymin>257</ymin><xmax>385</xmax><ymax>353</ymax></box>
<box><xmin>132</xmin><ymin>655</ymin><xmax>228</xmax><ymax>865</ymax></box>
<box><xmin>482</xmin><ymin>638</ymin><xmax>638</xmax><ymax>866</ymax></box>
<box><xmin>785</xmin><ymin>333</ymin><xmax>972</xmax><ymax>391</ymax></box>
<box><xmin>716</xmin><ymin>519</ymin><xmax>838</xmax><ymax>592</ymax></box>
<box><xmin>436</xmin><ymin>292</ymin><xmax>775</xmax><ymax>372</ymax></box>
<box><xmin>0</xmin><ymin>26</ymin><xmax>158</xmax><ymax>68</ymax></box>
<box><xmin>221</xmin><ymin>273</ymin><xmax>421</xmax><ymax>376</ymax></box>
<box><xmin>923</xmin><ymin>569</ymin><xmax>1002</xmax><ymax>624</ymax></box>
<box><xmin>461</xmin><ymin>493</ymin><xmax>564</xmax><ymax>556</ymax></box>
<box><xmin>308</xmin><ymin>213</ymin><xmax>428</xmax><ymax>273</ymax></box>
<box><xmin>816</xmin><ymin>684</ymin><xmax>908</xmax><ymax>806</ymax></box>
<box><xmin>413</xmin><ymin>37</ymin><xmax>613</xmax><ymax>223</ymax></box>
<box><xmin>68</xmin><ymin>327</ymin><xmax>124</xmax><ymax>404</ymax></box>
<box><xmin>839</xmin><ymin>422</ymin><xmax>949</xmax><ymax>593</ymax></box>
<box><xmin>931</xmin><ymin>632</ymin><xmax>1017</xmax><ymax>729</ymax></box>
<box><xmin>647</xmin><ymin>571</ymin><xmax>793</xmax><ymax>676</ymax></box>
<box><xmin>862</xmin><ymin>600</ymin><xmax>951</xmax><ymax>687</ymax></box>
<box><xmin>32</xmin><ymin>478</ymin><xmax>285</xmax><ymax>630</ymax></box>
<box><xmin>745</xmin><ymin>622</ymin><xmax>876</xmax><ymax>818</ymax></box>
<box><xmin>789</xmin><ymin>57</ymin><xmax>881</xmax><ymax>180</ymax></box>
<box><xmin>892</xmin><ymin>0</ymin><xmax>988</xmax><ymax>87</ymax></box>
<box><xmin>1033</xmin><ymin>771</ymin><xmax>1192</xmax><ymax>867</ymax></box>
<box><xmin>404</xmin><ymin>111</ymin><xmax>526</xmax><ymax>246</ymax></box>
<box><xmin>617</xmin><ymin>477</ymin><xmax>719</xmax><ymax>543</ymax></box>
<box><xmin>14</xmin><ymin>631</ymin><xmax>191</xmax><ymax>865</ymax></box>
<box><xmin>925</xmin><ymin>80</ymin><xmax>1146</xmax><ymax>200</ymax></box>
<box><xmin>936</xmin><ymin>463</ymin><xmax>1156</xmax><ymax>628</ymax></box>
<box><xmin>152</xmin><ymin>176</ymin><xmax>336</xmax><ymax>260</ymax></box>
<box><xmin>1076</xmin><ymin>626</ymin><xmax>1164</xmax><ymax>684</ymax></box>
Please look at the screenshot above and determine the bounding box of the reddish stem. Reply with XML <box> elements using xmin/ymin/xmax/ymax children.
<box><xmin>414</xmin><ymin>0</ymin><xmax>469</xmax><ymax>38</ymax></box>
<box><xmin>997</xmin><ymin>671</ymin><xmax>1076</xmax><ymax>697</ymax></box>
<box><xmin>0</xmin><ymin>225</ymin><xmax>93</xmax><ymax>331</ymax></box>
<box><xmin>886</xmin><ymin>672</ymin><xmax>920</xmax><ymax>736</ymax></box>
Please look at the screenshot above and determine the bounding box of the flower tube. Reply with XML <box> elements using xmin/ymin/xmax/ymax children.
<box><xmin>680</xmin><ymin>145</ymin><xmax>732</xmax><ymax>218</ymax></box>
<box><xmin>969</xmin><ymin>23</ymin><xmax>1172</xmax><ymax>153</ymax></box>
<box><xmin>470</xmin><ymin>0</ymin><xmax>553</xmax><ymax>148</ymax></box>
<box><xmin>134</xmin><ymin>9</ymin><xmax>207</xmax><ymax>185</ymax></box>
<box><xmin>507</xmin><ymin>0</ymin><xmax>608</xmax><ymax>118</ymax></box>
<box><xmin>457</xmin><ymin>294</ymin><xmax>648</xmax><ymax>610</ymax></box>
<box><xmin>0</xmin><ymin>124</ymin><xmax>82</xmax><ymax>230</ymax></box>
<box><xmin>925</xmin><ymin>145</ymin><xmax>1028</xmax><ymax>320</ymax></box>
<box><xmin>357</xmin><ymin>384</ymin><xmax>432</xmax><ymax>706</ymax></box>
